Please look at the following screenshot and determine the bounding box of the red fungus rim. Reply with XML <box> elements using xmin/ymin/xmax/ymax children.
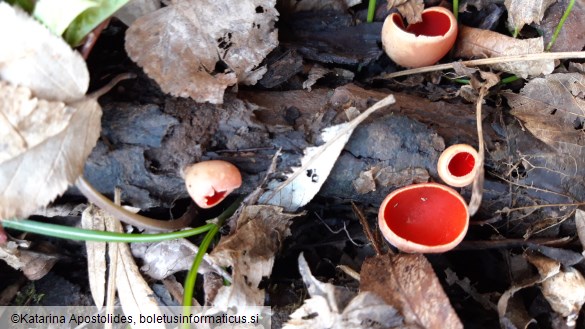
<box><xmin>437</xmin><ymin>144</ymin><xmax>480</xmax><ymax>187</ymax></box>
<box><xmin>391</xmin><ymin>6</ymin><xmax>456</xmax><ymax>38</ymax></box>
<box><xmin>378</xmin><ymin>183</ymin><xmax>469</xmax><ymax>253</ymax></box>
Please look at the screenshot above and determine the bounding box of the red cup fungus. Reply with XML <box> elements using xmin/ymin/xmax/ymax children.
<box><xmin>378</xmin><ymin>183</ymin><xmax>469</xmax><ymax>253</ymax></box>
<box><xmin>437</xmin><ymin>144</ymin><xmax>480</xmax><ymax>188</ymax></box>
<box><xmin>184</xmin><ymin>160</ymin><xmax>242</xmax><ymax>209</ymax></box>
<box><xmin>381</xmin><ymin>6</ymin><xmax>458</xmax><ymax>68</ymax></box>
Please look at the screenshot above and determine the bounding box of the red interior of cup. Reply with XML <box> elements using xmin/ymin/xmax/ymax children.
<box><xmin>393</xmin><ymin>10</ymin><xmax>452</xmax><ymax>37</ymax></box>
<box><xmin>448</xmin><ymin>152</ymin><xmax>476</xmax><ymax>177</ymax></box>
<box><xmin>382</xmin><ymin>185</ymin><xmax>467</xmax><ymax>246</ymax></box>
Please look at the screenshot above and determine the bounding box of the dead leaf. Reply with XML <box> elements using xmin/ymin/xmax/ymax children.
<box><xmin>302</xmin><ymin>64</ymin><xmax>329</xmax><ymax>91</ymax></box>
<box><xmin>0</xmin><ymin>3</ymin><xmax>89</xmax><ymax>103</ymax></box>
<box><xmin>125</xmin><ymin>0</ymin><xmax>279</xmax><ymax>104</ymax></box>
<box><xmin>105</xmin><ymin>216</ymin><xmax>166</xmax><ymax>329</ymax></box>
<box><xmin>455</xmin><ymin>25</ymin><xmax>555</xmax><ymax>78</ymax></box>
<box><xmin>284</xmin><ymin>253</ymin><xmax>404</xmax><ymax>329</ymax></box>
<box><xmin>504</xmin><ymin>0</ymin><xmax>556</xmax><ymax>33</ymax></box>
<box><xmin>209</xmin><ymin>205</ymin><xmax>299</xmax><ymax>308</ymax></box>
<box><xmin>259</xmin><ymin>94</ymin><xmax>395</xmax><ymax>212</ymax></box>
<box><xmin>352</xmin><ymin>168</ymin><xmax>378</xmax><ymax>194</ymax></box>
<box><xmin>535</xmin><ymin>0</ymin><xmax>585</xmax><ymax>52</ymax></box>
<box><xmin>0</xmin><ymin>241</ymin><xmax>58</xmax><ymax>281</ymax></box>
<box><xmin>505</xmin><ymin>73</ymin><xmax>585</xmax><ymax>154</ymax></box>
<box><xmin>576</xmin><ymin>209</ymin><xmax>585</xmax><ymax>256</ymax></box>
<box><xmin>114</xmin><ymin>0</ymin><xmax>161</xmax><ymax>26</ymax></box>
<box><xmin>540</xmin><ymin>267</ymin><xmax>585</xmax><ymax>328</ymax></box>
<box><xmin>0</xmin><ymin>82</ymin><xmax>101</xmax><ymax>220</ymax></box>
<box><xmin>387</xmin><ymin>0</ymin><xmax>424</xmax><ymax>24</ymax></box>
<box><xmin>81</xmin><ymin>205</ymin><xmax>107</xmax><ymax>308</ymax></box>
<box><xmin>360</xmin><ymin>253</ymin><xmax>463</xmax><ymax>329</ymax></box>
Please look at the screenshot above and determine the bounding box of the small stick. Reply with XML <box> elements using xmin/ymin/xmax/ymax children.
<box><xmin>377</xmin><ymin>51</ymin><xmax>585</xmax><ymax>79</ymax></box>
<box><xmin>351</xmin><ymin>201</ymin><xmax>384</xmax><ymax>256</ymax></box>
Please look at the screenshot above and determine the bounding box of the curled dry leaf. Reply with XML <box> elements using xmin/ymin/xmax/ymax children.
<box><xmin>284</xmin><ymin>253</ymin><xmax>404</xmax><ymax>329</ymax></box>
<box><xmin>0</xmin><ymin>241</ymin><xmax>58</xmax><ymax>281</ymax></box>
<box><xmin>360</xmin><ymin>253</ymin><xmax>463</xmax><ymax>329</ymax></box>
<box><xmin>81</xmin><ymin>205</ymin><xmax>107</xmax><ymax>308</ymax></box>
<box><xmin>576</xmin><ymin>209</ymin><xmax>585</xmax><ymax>256</ymax></box>
<box><xmin>0</xmin><ymin>3</ymin><xmax>89</xmax><ymax>102</ymax></box>
<box><xmin>209</xmin><ymin>205</ymin><xmax>299</xmax><ymax>308</ymax></box>
<box><xmin>387</xmin><ymin>0</ymin><xmax>424</xmax><ymax>24</ymax></box>
<box><xmin>455</xmin><ymin>25</ymin><xmax>554</xmax><ymax>78</ymax></box>
<box><xmin>504</xmin><ymin>73</ymin><xmax>585</xmax><ymax>154</ymax></box>
<box><xmin>504</xmin><ymin>0</ymin><xmax>555</xmax><ymax>32</ymax></box>
<box><xmin>540</xmin><ymin>267</ymin><xmax>585</xmax><ymax>328</ymax></box>
<box><xmin>125</xmin><ymin>0</ymin><xmax>278</xmax><ymax>104</ymax></box>
<box><xmin>0</xmin><ymin>82</ymin><xmax>101</xmax><ymax>220</ymax></box>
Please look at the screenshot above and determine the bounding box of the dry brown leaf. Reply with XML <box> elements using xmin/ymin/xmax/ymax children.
<box><xmin>81</xmin><ymin>205</ymin><xmax>107</xmax><ymax>308</ymax></box>
<box><xmin>360</xmin><ymin>253</ymin><xmax>463</xmax><ymax>329</ymax></box>
<box><xmin>114</xmin><ymin>0</ymin><xmax>161</xmax><ymax>26</ymax></box>
<box><xmin>455</xmin><ymin>25</ymin><xmax>554</xmax><ymax>78</ymax></box>
<box><xmin>0</xmin><ymin>82</ymin><xmax>101</xmax><ymax>220</ymax></box>
<box><xmin>505</xmin><ymin>73</ymin><xmax>585</xmax><ymax>154</ymax></box>
<box><xmin>209</xmin><ymin>205</ymin><xmax>299</xmax><ymax>308</ymax></box>
<box><xmin>125</xmin><ymin>0</ymin><xmax>278</xmax><ymax>104</ymax></box>
<box><xmin>504</xmin><ymin>0</ymin><xmax>556</xmax><ymax>32</ymax></box>
<box><xmin>0</xmin><ymin>3</ymin><xmax>89</xmax><ymax>103</ymax></box>
<box><xmin>105</xmin><ymin>216</ymin><xmax>165</xmax><ymax>328</ymax></box>
<box><xmin>387</xmin><ymin>0</ymin><xmax>424</xmax><ymax>24</ymax></box>
<box><xmin>284</xmin><ymin>253</ymin><xmax>404</xmax><ymax>329</ymax></box>
<box><xmin>536</xmin><ymin>0</ymin><xmax>585</xmax><ymax>52</ymax></box>
<box><xmin>0</xmin><ymin>241</ymin><xmax>58</xmax><ymax>281</ymax></box>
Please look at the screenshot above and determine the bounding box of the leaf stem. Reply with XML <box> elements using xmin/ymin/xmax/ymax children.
<box><xmin>453</xmin><ymin>0</ymin><xmax>459</xmax><ymax>21</ymax></box>
<box><xmin>546</xmin><ymin>0</ymin><xmax>575</xmax><ymax>51</ymax></box>
<box><xmin>1</xmin><ymin>219</ymin><xmax>214</xmax><ymax>242</ymax></box>
<box><xmin>367</xmin><ymin>0</ymin><xmax>376</xmax><ymax>23</ymax></box>
<box><xmin>181</xmin><ymin>198</ymin><xmax>242</xmax><ymax>318</ymax></box>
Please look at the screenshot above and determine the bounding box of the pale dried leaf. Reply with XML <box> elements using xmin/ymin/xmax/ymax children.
<box><xmin>352</xmin><ymin>168</ymin><xmax>377</xmax><ymax>194</ymax></box>
<box><xmin>455</xmin><ymin>25</ymin><xmax>554</xmax><ymax>78</ymax></box>
<box><xmin>284</xmin><ymin>253</ymin><xmax>403</xmax><ymax>329</ymax></box>
<box><xmin>504</xmin><ymin>0</ymin><xmax>556</xmax><ymax>32</ymax></box>
<box><xmin>498</xmin><ymin>252</ymin><xmax>561</xmax><ymax>325</ymax></box>
<box><xmin>259</xmin><ymin>94</ymin><xmax>395</xmax><ymax>212</ymax></box>
<box><xmin>125</xmin><ymin>0</ymin><xmax>278</xmax><ymax>104</ymax></box>
<box><xmin>0</xmin><ymin>242</ymin><xmax>58</xmax><ymax>281</ymax></box>
<box><xmin>360</xmin><ymin>253</ymin><xmax>463</xmax><ymax>329</ymax></box>
<box><xmin>540</xmin><ymin>267</ymin><xmax>585</xmax><ymax>327</ymax></box>
<box><xmin>388</xmin><ymin>0</ymin><xmax>424</xmax><ymax>24</ymax></box>
<box><xmin>302</xmin><ymin>65</ymin><xmax>329</xmax><ymax>91</ymax></box>
<box><xmin>576</xmin><ymin>210</ymin><xmax>585</xmax><ymax>255</ymax></box>
<box><xmin>0</xmin><ymin>82</ymin><xmax>101</xmax><ymax>218</ymax></box>
<box><xmin>105</xmin><ymin>218</ymin><xmax>165</xmax><ymax>328</ymax></box>
<box><xmin>279</xmin><ymin>0</ymin><xmax>362</xmax><ymax>12</ymax></box>
<box><xmin>505</xmin><ymin>73</ymin><xmax>585</xmax><ymax>154</ymax></box>
<box><xmin>81</xmin><ymin>205</ymin><xmax>107</xmax><ymax>308</ymax></box>
<box><xmin>114</xmin><ymin>0</ymin><xmax>161</xmax><ymax>26</ymax></box>
<box><xmin>131</xmin><ymin>238</ymin><xmax>217</xmax><ymax>280</ymax></box>
<box><xmin>209</xmin><ymin>205</ymin><xmax>299</xmax><ymax>308</ymax></box>
<box><xmin>0</xmin><ymin>3</ymin><xmax>89</xmax><ymax>102</ymax></box>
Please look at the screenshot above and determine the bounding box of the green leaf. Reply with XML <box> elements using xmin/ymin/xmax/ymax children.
<box><xmin>33</xmin><ymin>0</ymin><xmax>97</xmax><ymax>36</ymax></box>
<box><xmin>63</xmin><ymin>0</ymin><xmax>129</xmax><ymax>46</ymax></box>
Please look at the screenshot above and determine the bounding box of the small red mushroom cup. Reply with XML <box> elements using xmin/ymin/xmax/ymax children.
<box><xmin>437</xmin><ymin>144</ymin><xmax>480</xmax><ymax>188</ymax></box>
<box><xmin>381</xmin><ymin>6</ymin><xmax>458</xmax><ymax>68</ymax></box>
<box><xmin>378</xmin><ymin>183</ymin><xmax>469</xmax><ymax>253</ymax></box>
<box><xmin>183</xmin><ymin>160</ymin><xmax>242</xmax><ymax>209</ymax></box>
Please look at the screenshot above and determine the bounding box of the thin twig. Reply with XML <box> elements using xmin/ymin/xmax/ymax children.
<box><xmin>377</xmin><ymin>51</ymin><xmax>585</xmax><ymax>79</ymax></box>
<box><xmin>351</xmin><ymin>202</ymin><xmax>383</xmax><ymax>255</ymax></box>
<box><xmin>468</xmin><ymin>87</ymin><xmax>487</xmax><ymax>216</ymax></box>
<box><xmin>496</xmin><ymin>202</ymin><xmax>585</xmax><ymax>214</ymax></box>
<box><xmin>456</xmin><ymin>236</ymin><xmax>572</xmax><ymax>250</ymax></box>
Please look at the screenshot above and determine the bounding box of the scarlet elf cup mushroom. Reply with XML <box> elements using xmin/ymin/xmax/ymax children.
<box><xmin>378</xmin><ymin>183</ymin><xmax>469</xmax><ymax>253</ymax></box>
<box><xmin>184</xmin><ymin>160</ymin><xmax>242</xmax><ymax>209</ymax></box>
<box><xmin>437</xmin><ymin>144</ymin><xmax>481</xmax><ymax>187</ymax></box>
<box><xmin>381</xmin><ymin>6</ymin><xmax>458</xmax><ymax>68</ymax></box>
